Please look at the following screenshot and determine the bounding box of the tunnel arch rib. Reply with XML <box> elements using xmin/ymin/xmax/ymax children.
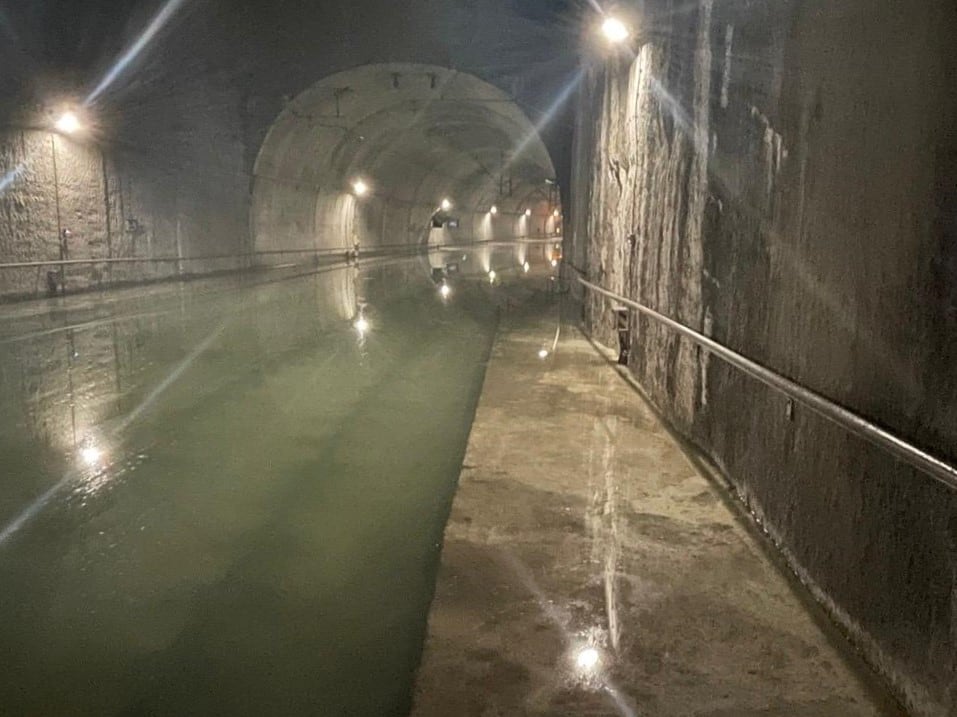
<box><xmin>251</xmin><ymin>63</ymin><xmax>558</xmax><ymax>257</ymax></box>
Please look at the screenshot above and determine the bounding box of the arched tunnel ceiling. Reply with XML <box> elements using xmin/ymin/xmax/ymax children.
<box><xmin>252</xmin><ymin>63</ymin><xmax>557</xmax><ymax>250</ymax></box>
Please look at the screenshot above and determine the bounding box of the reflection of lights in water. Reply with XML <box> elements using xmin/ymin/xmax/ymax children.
<box><xmin>576</xmin><ymin>647</ymin><xmax>601</xmax><ymax>672</ymax></box>
<box><xmin>80</xmin><ymin>444</ymin><xmax>103</xmax><ymax>466</ymax></box>
<box><xmin>439</xmin><ymin>284</ymin><xmax>452</xmax><ymax>299</ymax></box>
<box><xmin>538</xmin><ymin>349</ymin><xmax>549</xmax><ymax>360</ymax></box>
<box><xmin>523</xmin><ymin>261</ymin><xmax>530</xmax><ymax>273</ymax></box>
<box><xmin>354</xmin><ymin>317</ymin><xmax>369</xmax><ymax>334</ymax></box>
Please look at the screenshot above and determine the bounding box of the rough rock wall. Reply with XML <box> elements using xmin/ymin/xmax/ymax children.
<box><xmin>569</xmin><ymin>0</ymin><xmax>957</xmax><ymax>714</ymax></box>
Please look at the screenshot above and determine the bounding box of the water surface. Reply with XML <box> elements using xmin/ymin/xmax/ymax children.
<box><xmin>0</xmin><ymin>254</ymin><xmax>521</xmax><ymax>715</ymax></box>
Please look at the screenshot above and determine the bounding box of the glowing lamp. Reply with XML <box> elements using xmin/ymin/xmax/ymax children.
<box><xmin>601</xmin><ymin>17</ymin><xmax>630</xmax><ymax>44</ymax></box>
<box><xmin>55</xmin><ymin>111</ymin><xmax>82</xmax><ymax>135</ymax></box>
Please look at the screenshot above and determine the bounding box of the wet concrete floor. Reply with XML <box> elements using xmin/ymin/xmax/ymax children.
<box><xmin>412</xmin><ymin>291</ymin><xmax>904</xmax><ymax>717</ymax></box>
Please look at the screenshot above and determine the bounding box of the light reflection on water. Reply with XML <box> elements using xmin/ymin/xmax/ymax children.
<box><xmin>0</xmin><ymin>247</ymin><xmax>550</xmax><ymax>715</ymax></box>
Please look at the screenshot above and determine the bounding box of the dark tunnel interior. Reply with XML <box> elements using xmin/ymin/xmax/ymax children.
<box><xmin>0</xmin><ymin>1</ymin><xmax>955</xmax><ymax>716</ymax></box>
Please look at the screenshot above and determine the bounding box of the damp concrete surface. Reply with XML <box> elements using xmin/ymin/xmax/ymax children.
<box><xmin>412</xmin><ymin>291</ymin><xmax>904</xmax><ymax>717</ymax></box>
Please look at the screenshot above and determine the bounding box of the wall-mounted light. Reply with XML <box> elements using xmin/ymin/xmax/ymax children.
<box><xmin>488</xmin><ymin>270</ymin><xmax>497</xmax><ymax>283</ymax></box>
<box><xmin>523</xmin><ymin>261</ymin><xmax>530</xmax><ymax>273</ymax></box>
<box><xmin>525</xmin><ymin>209</ymin><xmax>532</xmax><ymax>217</ymax></box>
<box><xmin>538</xmin><ymin>349</ymin><xmax>550</xmax><ymax>360</ymax></box>
<box><xmin>55</xmin><ymin>111</ymin><xmax>82</xmax><ymax>135</ymax></box>
<box><xmin>352</xmin><ymin>179</ymin><xmax>369</xmax><ymax>197</ymax></box>
<box><xmin>439</xmin><ymin>283</ymin><xmax>452</xmax><ymax>299</ymax></box>
<box><xmin>601</xmin><ymin>16</ymin><xmax>631</xmax><ymax>44</ymax></box>
<box><xmin>553</xmin><ymin>209</ymin><xmax>561</xmax><ymax>218</ymax></box>
<box><xmin>489</xmin><ymin>205</ymin><xmax>498</xmax><ymax>215</ymax></box>
<box><xmin>440</xmin><ymin>198</ymin><xmax>453</xmax><ymax>212</ymax></box>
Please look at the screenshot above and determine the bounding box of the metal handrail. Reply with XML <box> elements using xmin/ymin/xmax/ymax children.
<box><xmin>0</xmin><ymin>250</ymin><xmax>340</xmax><ymax>271</ymax></box>
<box><xmin>576</xmin><ymin>274</ymin><xmax>957</xmax><ymax>492</ymax></box>
<box><xmin>0</xmin><ymin>236</ymin><xmax>557</xmax><ymax>272</ymax></box>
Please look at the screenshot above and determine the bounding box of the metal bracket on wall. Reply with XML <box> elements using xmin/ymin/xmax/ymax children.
<box><xmin>614</xmin><ymin>305</ymin><xmax>631</xmax><ymax>366</ymax></box>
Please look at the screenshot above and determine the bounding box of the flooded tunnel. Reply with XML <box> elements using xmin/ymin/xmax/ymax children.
<box><xmin>251</xmin><ymin>64</ymin><xmax>560</xmax><ymax>255</ymax></box>
<box><xmin>0</xmin><ymin>1</ymin><xmax>955</xmax><ymax>716</ymax></box>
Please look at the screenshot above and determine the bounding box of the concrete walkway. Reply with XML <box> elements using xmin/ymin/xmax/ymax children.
<box><xmin>411</xmin><ymin>296</ymin><xmax>903</xmax><ymax>716</ymax></box>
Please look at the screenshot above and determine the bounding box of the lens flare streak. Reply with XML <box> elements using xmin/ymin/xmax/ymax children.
<box><xmin>508</xmin><ymin>69</ymin><xmax>585</xmax><ymax>168</ymax></box>
<box><xmin>0</xmin><ymin>164</ymin><xmax>25</xmax><ymax>195</ymax></box>
<box><xmin>0</xmin><ymin>322</ymin><xmax>226</xmax><ymax>547</ymax></box>
<box><xmin>85</xmin><ymin>0</ymin><xmax>190</xmax><ymax>104</ymax></box>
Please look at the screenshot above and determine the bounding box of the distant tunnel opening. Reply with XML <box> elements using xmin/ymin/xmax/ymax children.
<box><xmin>251</xmin><ymin>63</ymin><xmax>562</xmax><ymax>260</ymax></box>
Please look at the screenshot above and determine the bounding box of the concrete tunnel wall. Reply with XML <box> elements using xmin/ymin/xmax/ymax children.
<box><xmin>0</xmin><ymin>1</ymin><xmax>575</xmax><ymax>299</ymax></box>
<box><xmin>569</xmin><ymin>1</ymin><xmax>957</xmax><ymax>715</ymax></box>
<box><xmin>251</xmin><ymin>64</ymin><xmax>557</xmax><ymax>257</ymax></box>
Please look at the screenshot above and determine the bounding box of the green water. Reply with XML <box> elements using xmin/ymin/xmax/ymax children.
<box><xmin>0</xmin><ymin>258</ymin><xmax>505</xmax><ymax>715</ymax></box>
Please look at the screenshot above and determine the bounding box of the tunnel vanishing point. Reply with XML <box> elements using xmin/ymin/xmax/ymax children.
<box><xmin>0</xmin><ymin>1</ymin><xmax>955</xmax><ymax>716</ymax></box>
